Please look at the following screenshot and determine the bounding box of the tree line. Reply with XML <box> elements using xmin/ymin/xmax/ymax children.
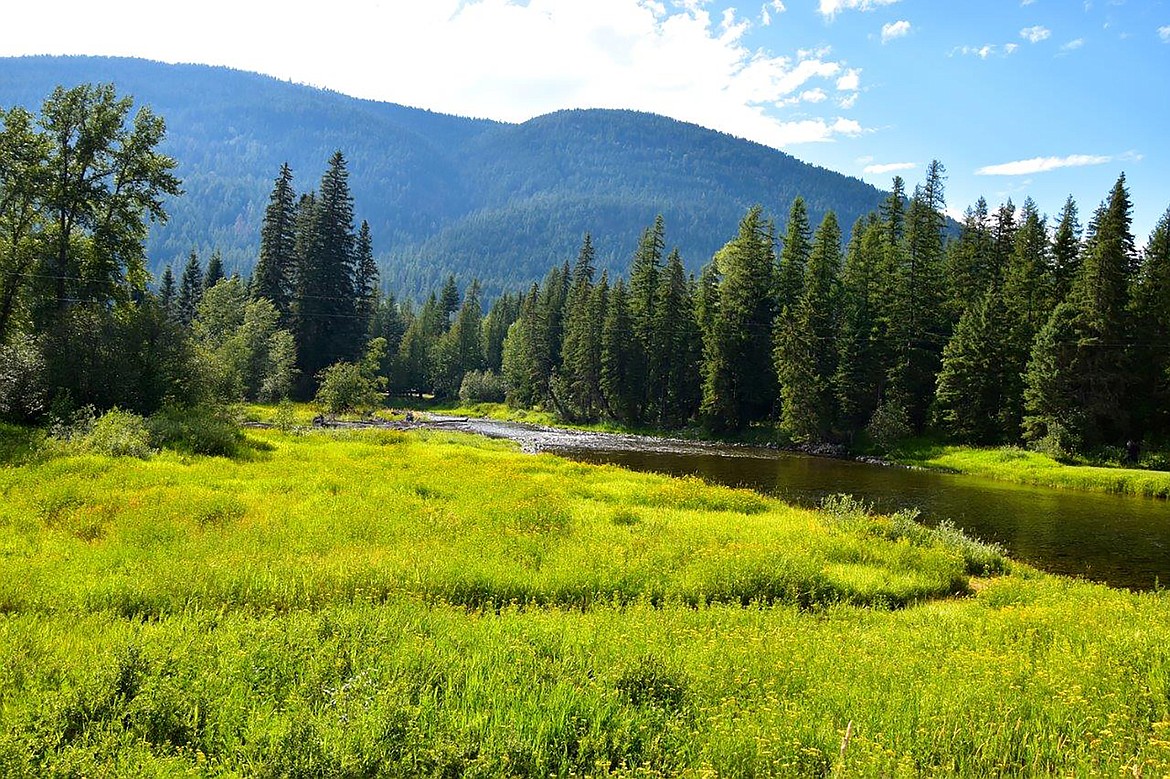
<box><xmin>375</xmin><ymin>162</ymin><xmax>1169</xmax><ymax>458</ymax></box>
<box><xmin>3</xmin><ymin>85</ymin><xmax>1168</xmax><ymax>461</ymax></box>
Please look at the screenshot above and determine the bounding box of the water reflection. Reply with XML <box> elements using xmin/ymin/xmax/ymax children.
<box><xmin>557</xmin><ymin>446</ymin><xmax>1169</xmax><ymax>591</ymax></box>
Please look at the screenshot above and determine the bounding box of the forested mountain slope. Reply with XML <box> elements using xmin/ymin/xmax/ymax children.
<box><xmin>0</xmin><ymin>56</ymin><xmax>887</xmax><ymax>296</ymax></box>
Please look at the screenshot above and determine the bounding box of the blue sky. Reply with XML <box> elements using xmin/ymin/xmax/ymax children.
<box><xmin>2</xmin><ymin>0</ymin><xmax>1168</xmax><ymax>237</ymax></box>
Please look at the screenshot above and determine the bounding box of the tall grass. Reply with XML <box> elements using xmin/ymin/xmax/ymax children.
<box><xmin>894</xmin><ymin>444</ymin><xmax>1170</xmax><ymax>499</ymax></box>
<box><xmin>0</xmin><ymin>426</ymin><xmax>1167</xmax><ymax>776</ymax></box>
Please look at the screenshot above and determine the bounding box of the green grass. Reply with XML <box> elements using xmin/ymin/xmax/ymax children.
<box><xmin>893</xmin><ymin>442</ymin><xmax>1170</xmax><ymax>499</ymax></box>
<box><xmin>0</xmin><ymin>426</ymin><xmax>1168</xmax><ymax>776</ymax></box>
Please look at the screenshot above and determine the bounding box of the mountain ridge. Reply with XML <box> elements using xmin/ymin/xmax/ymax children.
<box><xmin>0</xmin><ymin>55</ymin><xmax>888</xmax><ymax>297</ymax></box>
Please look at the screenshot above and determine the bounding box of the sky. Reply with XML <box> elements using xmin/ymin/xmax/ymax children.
<box><xmin>2</xmin><ymin>0</ymin><xmax>1168</xmax><ymax>237</ymax></box>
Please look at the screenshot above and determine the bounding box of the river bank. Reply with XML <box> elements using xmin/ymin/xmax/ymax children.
<box><xmin>372</xmin><ymin>401</ymin><xmax>1170</xmax><ymax>500</ymax></box>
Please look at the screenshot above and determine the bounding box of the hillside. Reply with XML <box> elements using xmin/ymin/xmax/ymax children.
<box><xmin>0</xmin><ymin>56</ymin><xmax>888</xmax><ymax>297</ymax></box>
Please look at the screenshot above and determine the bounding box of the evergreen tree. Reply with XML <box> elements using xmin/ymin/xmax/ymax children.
<box><xmin>777</xmin><ymin>197</ymin><xmax>811</xmax><ymax>314</ymax></box>
<box><xmin>481</xmin><ymin>292</ymin><xmax>520</xmax><ymax>373</ymax></box>
<box><xmin>354</xmin><ymin>220</ymin><xmax>378</xmax><ymax>339</ymax></box>
<box><xmin>439</xmin><ymin>274</ymin><xmax>460</xmax><ymax>331</ymax></box>
<box><xmin>251</xmin><ymin>162</ymin><xmax>297</xmax><ymax>319</ymax></box>
<box><xmin>1050</xmin><ymin>196</ymin><xmax>1082</xmax><ymax>305</ymax></box>
<box><xmin>943</xmin><ymin>197</ymin><xmax>994</xmax><ymax>320</ymax></box>
<box><xmin>694</xmin><ymin>259</ymin><xmax>721</xmax><ymax>344</ymax></box>
<box><xmin>501</xmin><ymin>285</ymin><xmax>544</xmax><ymax>408</ymax></box>
<box><xmin>158</xmin><ymin>265</ymin><xmax>176</xmax><ymax>320</ymax></box>
<box><xmin>1023</xmin><ymin>174</ymin><xmax>1136</xmax><ymax>450</ymax></box>
<box><xmin>370</xmin><ymin>291</ymin><xmax>405</xmax><ymax>380</ymax></box>
<box><xmin>433</xmin><ymin>281</ymin><xmax>485</xmax><ymax>397</ymax></box>
<box><xmin>203</xmin><ymin>249</ymin><xmax>225</xmax><ymax>291</ymax></box>
<box><xmin>177</xmin><ymin>250</ymin><xmax>203</xmax><ymax>326</ymax></box>
<box><xmin>394</xmin><ymin>293</ymin><xmax>440</xmax><ymax>397</ymax></box>
<box><xmin>648</xmin><ymin>249</ymin><xmax>702</xmax><ymax>425</ymax></box>
<box><xmin>775</xmin><ymin>211</ymin><xmax>843</xmax><ymax>442</ymax></box>
<box><xmin>557</xmin><ymin>235</ymin><xmax>604</xmax><ymax>421</ymax></box>
<box><xmin>628</xmin><ymin>216</ymin><xmax>665</xmax><ymax>418</ymax></box>
<box><xmin>886</xmin><ymin>161</ymin><xmax>948</xmax><ymax>431</ymax></box>
<box><xmin>1129</xmin><ymin>207</ymin><xmax>1170</xmax><ymax>440</ymax></box>
<box><xmin>935</xmin><ymin>286</ymin><xmax>1016</xmax><ymax>443</ymax></box>
<box><xmin>293</xmin><ymin>152</ymin><xmax>359</xmax><ymax>394</ymax></box>
<box><xmin>701</xmin><ymin>206</ymin><xmax>777</xmax><ymax>432</ymax></box>
<box><xmin>835</xmin><ymin>216</ymin><xmax>886</xmax><ymax>432</ymax></box>
<box><xmin>989</xmin><ymin>200</ymin><xmax>1017</xmax><ymax>281</ymax></box>
<box><xmin>600</xmin><ymin>278</ymin><xmax>638</xmax><ymax>422</ymax></box>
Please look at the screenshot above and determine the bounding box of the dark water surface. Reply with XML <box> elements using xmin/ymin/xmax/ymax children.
<box><xmin>428</xmin><ymin>416</ymin><xmax>1169</xmax><ymax>590</ymax></box>
<box><xmin>556</xmin><ymin>445</ymin><xmax>1169</xmax><ymax>591</ymax></box>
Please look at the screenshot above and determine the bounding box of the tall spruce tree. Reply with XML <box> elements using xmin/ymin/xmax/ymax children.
<box><xmin>1129</xmin><ymin>207</ymin><xmax>1170</xmax><ymax>441</ymax></box>
<box><xmin>1051</xmin><ymin>196</ymin><xmax>1082</xmax><ymax>305</ymax></box>
<box><xmin>354</xmin><ymin>220</ymin><xmax>378</xmax><ymax>340</ymax></box>
<box><xmin>293</xmin><ymin>152</ymin><xmax>359</xmax><ymax>393</ymax></box>
<box><xmin>701</xmin><ymin>206</ymin><xmax>777</xmax><ymax>432</ymax></box>
<box><xmin>943</xmin><ymin>197</ymin><xmax>994</xmax><ymax>320</ymax></box>
<box><xmin>177</xmin><ymin>250</ymin><xmax>203</xmax><ymax>326</ymax></box>
<box><xmin>1023</xmin><ymin>174</ymin><xmax>1136</xmax><ymax>450</ymax></box>
<box><xmin>557</xmin><ymin>235</ymin><xmax>604</xmax><ymax>421</ymax></box>
<box><xmin>628</xmin><ymin>216</ymin><xmax>665</xmax><ymax>418</ymax></box>
<box><xmin>835</xmin><ymin>216</ymin><xmax>886</xmax><ymax>433</ymax></box>
<box><xmin>203</xmin><ymin>249</ymin><xmax>225</xmax><ymax>291</ymax></box>
<box><xmin>481</xmin><ymin>292</ymin><xmax>521</xmax><ymax>373</ymax></box>
<box><xmin>158</xmin><ymin>265</ymin><xmax>176</xmax><ymax>321</ymax></box>
<box><xmin>775</xmin><ymin>211</ymin><xmax>843</xmax><ymax>442</ymax></box>
<box><xmin>777</xmin><ymin>197</ymin><xmax>812</xmax><ymax>315</ymax></box>
<box><xmin>252</xmin><ymin>162</ymin><xmax>297</xmax><ymax>319</ymax></box>
<box><xmin>648</xmin><ymin>249</ymin><xmax>702</xmax><ymax>425</ymax></box>
<box><xmin>600</xmin><ymin>278</ymin><xmax>637</xmax><ymax>422</ymax></box>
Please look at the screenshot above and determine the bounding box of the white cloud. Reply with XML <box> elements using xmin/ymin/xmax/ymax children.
<box><xmin>837</xmin><ymin>92</ymin><xmax>859</xmax><ymax>108</ymax></box>
<box><xmin>881</xmin><ymin>20</ymin><xmax>911</xmax><ymax>43</ymax></box>
<box><xmin>953</xmin><ymin>44</ymin><xmax>998</xmax><ymax>59</ymax></box>
<box><xmin>0</xmin><ymin>0</ymin><xmax>870</xmax><ymax>150</ymax></box>
<box><xmin>836</xmin><ymin>68</ymin><xmax>862</xmax><ymax>90</ymax></box>
<box><xmin>818</xmin><ymin>0</ymin><xmax>900</xmax><ymax>19</ymax></box>
<box><xmin>863</xmin><ymin>161</ymin><xmax>917</xmax><ymax>174</ymax></box>
<box><xmin>771</xmin><ymin>117</ymin><xmax>864</xmax><ymax>144</ymax></box>
<box><xmin>976</xmin><ymin>154</ymin><xmax>1114</xmax><ymax>175</ymax></box>
<box><xmin>1021</xmin><ymin>25</ymin><xmax>1052</xmax><ymax>43</ymax></box>
<box><xmin>1004</xmin><ymin>43</ymin><xmax>1020</xmax><ymax>54</ymax></box>
<box><xmin>1159</xmin><ymin>25</ymin><xmax>1170</xmax><ymax>42</ymax></box>
<box><xmin>1021</xmin><ymin>0</ymin><xmax>1036</xmax><ymax>5</ymax></box>
<box><xmin>801</xmin><ymin>88</ymin><xmax>828</xmax><ymax>103</ymax></box>
<box><xmin>1061</xmin><ymin>38</ymin><xmax>1085</xmax><ymax>51</ymax></box>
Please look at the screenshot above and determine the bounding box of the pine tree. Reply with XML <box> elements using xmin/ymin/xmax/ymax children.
<box><xmin>1127</xmin><ymin>206</ymin><xmax>1170</xmax><ymax>441</ymax></box>
<box><xmin>701</xmin><ymin>206</ymin><xmax>777</xmax><ymax>432</ymax></box>
<box><xmin>943</xmin><ymin>197</ymin><xmax>994</xmax><ymax>320</ymax></box>
<box><xmin>835</xmin><ymin>216</ymin><xmax>886</xmax><ymax>432</ymax></box>
<box><xmin>203</xmin><ymin>249</ymin><xmax>225</xmax><ymax>291</ymax></box>
<box><xmin>1050</xmin><ymin>196</ymin><xmax>1082</xmax><ymax>305</ymax></box>
<box><xmin>557</xmin><ymin>235</ymin><xmax>602</xmax><ymax>420</ymax></box>
<box><xmin>293</xmin><ymin>152</ymin><xmax>359</xmax><ymax>393</ymax></box>
<box><xmin>252</xmin><ymin>162</ymin><xmax>297</xmax><ymax>319</ymax></box>
<box><xmin>481</xmin><ymin>292</ymin><xmax>520</xmax><ymax>373</ymax></box>
<box><xmin>776</xmin><ymin>211</ymin><xmax>843</xmax><ymax>442</ymax></box>
<box><xmin>439</xmin><ymin>274</ymin><xmax>460</xmax><ymax>331</ymax></box>
<box><xmin>600</xmin><ymin>278</ymin><xmax>637</xmax><ymax>422</ymax></box>
<box><xmin>158</xmin><ymin>265</ymin><xmax>176</xmax><ymax>320</ymax></box>
<box><xmin>177</xmin><ymin>250</ymin><xmax>203</xmax><ymax>326</ymax></box>
<box><xmin>354</xmin><ymin>220</ymin><xmax>378</xmax><ymax>340</ymax></box>
<box><xmin>628</xmin><ymin>216</ymin><xmax>665</xmax><ymax>419</ymax></box>
<box><xmin>935</xmin><ymin>286</ymin><xmax>1016</xmax><ymax>444</ymax></box>
<box><xmin>648</xmin><ymin>249</ymin><xmax>702</xmax><ymax>425</ymax></box>
<box><xmin>1024</xmin><ymin>174</ymin><xmax>1136</xmax><ymax>450</ymax></box>
<box><xmin>886</xmin><ymin>161</ymin><xmax>948</xmax><ymax>431</ymax></box>
<box><xmin>777</xmin><ymin>197</ymin><xmax>811</xmax><ymax>314</ymax></box>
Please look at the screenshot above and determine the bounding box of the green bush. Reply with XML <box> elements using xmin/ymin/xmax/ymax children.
<box><xmin>85</xmin><ymin>409</ymin><xmax>153</xmax><ymax>459</ymax></box>
<box><xmin>148</xmin><ymin>404</ymin><xmax>244</xmax><ymax>457</ymax></box>
<box><xmin>459</xmin><ymin>370</ymin><xmax>507</xmax><ymax>404</ymax></box>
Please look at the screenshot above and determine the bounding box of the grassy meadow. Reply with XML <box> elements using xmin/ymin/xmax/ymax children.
<box><xmin>0</xmin><ymin>423</ymin><xmax>1169</xmax><ymax>776</ymax></box>
<box><xmin>892</xmin><ymin>443</ymin><xmax>1170</xmax><ymax>499</ymax></box>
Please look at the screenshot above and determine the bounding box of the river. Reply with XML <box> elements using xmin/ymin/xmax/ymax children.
<box><xmin>428</xmin><ymin>416</ymin><xmax>1170</xmax><ymax>591</ymax></box>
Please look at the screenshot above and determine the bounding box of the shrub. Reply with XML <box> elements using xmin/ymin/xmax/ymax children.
<box><xmin>866</xmin><ymin>397</ymin><xmax>910</xmax><ymax>454</ymax></box>
<box><xmin>148</xmin><ymin>404</ymin><xmax>244</xmax><ymax>457</ymax></box>
<box><xmin>459</xmin><ymin>370</ymin><xmax>506</xmax><ymax>404</ymax></box>
<box><xmin>85</xmin><ymin>409</ymin><xmax>153</xmax><ymax>459</ymax></box>
<box><xmin>0</xmin><ymin>334</ymin><xmax>47</xmax><ymax>422</ymax></box>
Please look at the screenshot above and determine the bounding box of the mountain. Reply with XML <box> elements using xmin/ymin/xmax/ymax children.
<box><xmin>0</xmin><ymin>56</ymin><xmax>888</xmax><ymax>298</ymax></box>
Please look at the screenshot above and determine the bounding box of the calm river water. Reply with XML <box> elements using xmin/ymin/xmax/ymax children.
<box><xmin>427</xmin><ymin>416</ymin><xmax>1169</xmax><ymax>591</ymax></box>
